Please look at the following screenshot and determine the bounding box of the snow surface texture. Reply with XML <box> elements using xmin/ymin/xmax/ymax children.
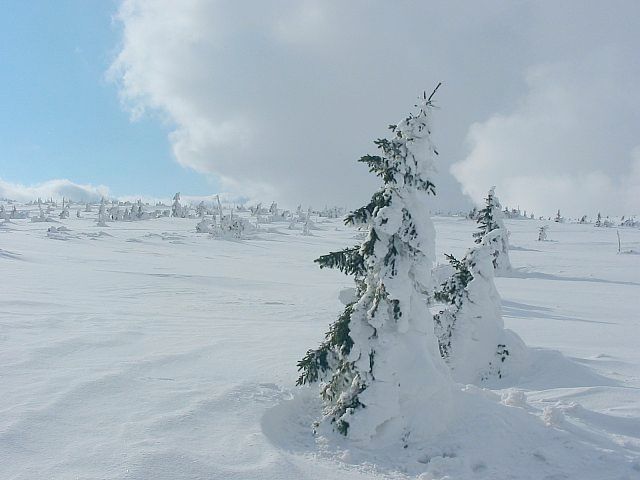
<box><xmin>1</xmin><ymin>207</ymin><xmax>639</xmax><ymax>479</ymax></box>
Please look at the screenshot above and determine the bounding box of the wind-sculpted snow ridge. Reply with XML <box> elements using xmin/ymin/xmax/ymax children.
<box><xmin>0</xmin><ymin>201</ymin><xmax>638</xmax><ymax>479</ymax></box>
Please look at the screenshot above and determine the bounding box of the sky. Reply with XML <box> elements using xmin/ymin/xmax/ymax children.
<box><xmin>1</xmin><ymin>1</ymin><xmax>639</xmax><ymax>216</ymax></box>
<box><xmin>0</xmin><ymin>0</ymin><xmax>216</xmax><ymax>202</ymax></box>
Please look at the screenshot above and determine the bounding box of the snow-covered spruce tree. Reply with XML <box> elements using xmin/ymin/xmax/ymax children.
<box><xmin>302</xmin><ymin>215</ymin><xmax>312</xmax><ymax>236</ymax></box>
<box><xmin>297</xmin><ymin>89</ymin><xmax>453</xmax><ymax>445</ymax></box>
<box><xmin>595</xmin><ymin>212</ymin><xmax>602</xmax><ymax>227</ymax></box>
<box><xmin>434</xmin><ymin>231</ymin><xmax>527</xmax><ymax>384</ymax></box>
<box><xmin>97</xmin><ymin>198</ymin><xmax>107</xmax><ymax>226</ymax></box>
<box><xmin>196</xmin><ymin>201</ymin><xmax>207</xmax><ymax>218</ymax></box>
<box><xmin>538</xmin><ymin>225</ymin><xmax>548</xmax><ymax>241</ymax></box>
<box><xmin>171</xmin><ymin>192</ymin><xmax>182</xmax><ymax>218</ymax></box>
<box><xmin>473</xmin><ymin>187</ymin><xmax>511</xmax><ymax>274</ymax></box>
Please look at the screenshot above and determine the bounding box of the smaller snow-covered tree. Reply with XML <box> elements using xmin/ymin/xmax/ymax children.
<box><xmin>171</xmin><ymin>193</ymin><xmax>182</xmax><ymax>218</ymax></box>
<box><xmin>302</xmin><ymin>216</ymin><xmax>312</xmax><ymax>236</ymax></box>
<box><xmin>554</xmin><ymin>210</ymin><xmax>563</xmax><ymax>223</ymax></box>
<box><xmin>97</xmin><ymin>199</ymin><xmax>107</xmax><ymax>226</ymax></box>
<box><xmin>59</xmin><ymin>198</ymin><xmax>70</xmax><ymax>219</ymax></box>
<box><xmin>433</xmin><ymin>254</ymin><xmax>473</xmax><ymax>359</ymax></box>
<box><xmin>595</xmin><ymin>212</ymin><xmax>602</xmax><ymax>227</ymax></box>
<box><xmin>434</xmin><ymin>232</ymin><xmax>527</xmax><ymax>384</ymax></box>
<box><xmin>473</xmin><ymin>187</ymin><xmax>511</xmax><ymax>273</ymax></box>
<box><xmin>538</xmin><ymin>225</ymin><xmax>548</xmax><ymax>241</ymax></box>
<box><xmin>196</xmin><ymin>201</ymin><xmax>207</xmax><ymax>218</ymax></box>
<box><xmin>76</xmin><ymin>209</ymin><xmax>81</xmax><ymax>219</ymax></box>
<box><xmin>215</xmin><ymin>195</ymin><xmax>223</xmax><ymax>219</ymax></box>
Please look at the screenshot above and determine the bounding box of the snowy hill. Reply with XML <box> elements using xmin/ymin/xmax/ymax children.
<box><xmin>1</xmin><ymin>209</ymin><xmax>639</xmax><ymax>479</ymax></box>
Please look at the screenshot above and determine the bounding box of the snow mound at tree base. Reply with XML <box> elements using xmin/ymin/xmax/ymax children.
<box><xmin>262</xmin><ymin>385</ymin><xmax>639</xmax><ymax>479</ymax></box>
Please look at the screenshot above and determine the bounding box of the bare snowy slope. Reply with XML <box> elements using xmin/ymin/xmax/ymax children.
<box><xmin>1</xmin><ymin>212</ymin><xmax>639</xmax><ymax>479</ymax></box>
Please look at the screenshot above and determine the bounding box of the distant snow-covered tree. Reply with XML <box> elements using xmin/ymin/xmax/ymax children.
<box><xmin>196</xmin><ymin>201</ymin><xmax>207</xmax><ymax>218</ymax></box>
<box><xmin>538</xmin><ymin>225</ymin><xmax>549</xmax><ymax>241</ymax></box>
<box><xmin>97</xmin><ymin>199</ymin><xmax>107</xmax><ymax>227</ymax></box>
<box><xmin>467</xmin><ymin>207</ymin><xmax>478</xmax><ymax>220</ymax></box>
<box><xmin>302</xmin><ymin>215</ymin><xmax>311</xmax><ymax>236</ymax></box>
<box><xmin>59</xmin><ymin>198</ymin><xmax>70</xmax><ymax>219</ymax></box>
<box><xmin>297</xmin><ymin>89</ymin><xmax>453</xmax><ymax>444</ymax></box>
<box><xmin>171</xmin><ymin>193</ymin><xmax>182</xmax><ymax>218</ymax></box>
<box><xmin>215</xmin><ymin>195</ymin><xmax>223</xmax><ymax>219</ymax></box>
<box><xmin>595</xmin><ymin>212</ymin><xmax>602</xmax><ymax>227</ymax></box>
<box><xmin>473</xmin><ymin>187</ymin><xmax>511</xmax><ymax>273</ymax></box>
<box><xmin>554</xmin><ymin>210</ymin><xmax>563</xmax><ymax>223</ymax></box>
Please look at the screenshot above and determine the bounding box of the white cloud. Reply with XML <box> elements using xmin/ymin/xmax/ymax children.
<box><xmin>452</xmin><ymin>59</ymin><xmax>640</xmax><ymax>217</ymax></box>
<box><xmin>109</xmin><ymin>1</ymin><xmax>640</xmax><ymax>214</ymax></box>
<box><xmin>0</xmin><ymin>178</ymin><xmax>110</xmax><ymax>203</ymax></box>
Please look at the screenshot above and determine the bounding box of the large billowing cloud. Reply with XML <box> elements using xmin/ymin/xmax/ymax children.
<box><xmin>110</xmin><ymin>0</ymin><xmax>640</xmax><ymax>215</ymax></box>
<box><xmin>453</xmin><ymin>58</ymin><xmax>640</xmax><ymax>217</ymax></box>
<box><xmin>0</xmin><ymin>178</ymin><xmax>110</xmax><ymax>203</ymax></box>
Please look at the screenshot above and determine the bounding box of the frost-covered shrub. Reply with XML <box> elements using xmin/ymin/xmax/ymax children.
<box><xmin>196</xmin><ymin>216</ymin><xmax>215</xmax><ymax>233</ymax></box>
<box><xmin>213</xmin><ymin>212</ymin><xmax>251</xmax><ymax>239</ymax></box>
<box><xmin>31</xmin><ymin>205</ymin><xmax>52</xmax><ymax>223</ymax></box>
<box><xmin>434</xmin><ymin>232</ymin><xmax>528</xmax><ymax>385</ymax></box>
<box><xmin>297</xmin><ymin>89</ymin><xmax>453</xmax><ymax>445</ymax></box>
<box><xmin>473</xmin><ymin>187</ymin><xmax>511</xmax><ymax>274</ymax></box>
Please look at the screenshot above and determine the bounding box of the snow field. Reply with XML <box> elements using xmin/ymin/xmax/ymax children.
<box><xmin>1</xmin><ymin>211</ymin><xmax>639</xmax><ymax>479</ymax></box>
